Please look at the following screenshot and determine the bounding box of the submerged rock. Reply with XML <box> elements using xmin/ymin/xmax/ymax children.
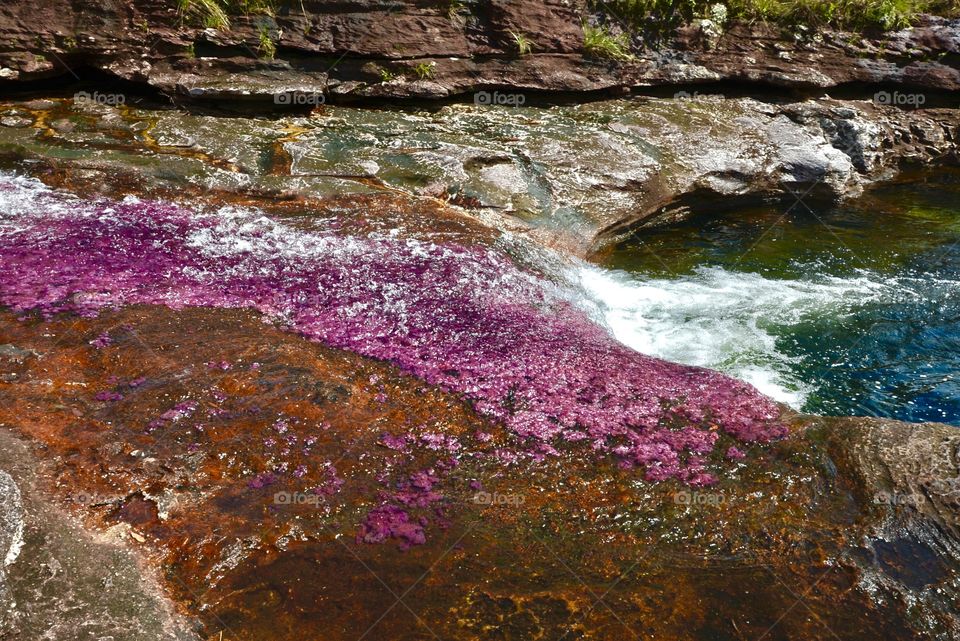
<box><xmin>0</xmin><ymin>301</ymin><xmax>958</xmax><ymax>640</ymax></box>
<box><xmin>0</xmin><ymin>431</ymin><xmax>199</xmax><ymax>641</ymax></box>
<box><xmin>0</xmin><ymin>173</ymin><xmax>785</xmax><ymax>484</ymax></box>
<box><xmin>0</xmin><ymin>95</ymin><xmax>954</xmax><ymax>257</ymax></box>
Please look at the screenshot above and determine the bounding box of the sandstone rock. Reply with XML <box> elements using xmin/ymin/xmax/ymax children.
<box><xmin>0</xmin><ymin>1</ymin><xmax>957</xmax><ymax>98</ymax></box>
<box><xmin>0</xmin><ymin>93</ymin><xmax>953</xmax><ymax>257</ymax></box>
<box><xmin>1</xmin><ymin>303</ymin><xmax>959</xmax><ymax>640</ymax></box>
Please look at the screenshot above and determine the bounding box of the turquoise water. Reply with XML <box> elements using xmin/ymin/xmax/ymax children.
<box><xmin>581</xmin><ymin>170</ymin><xmax>960</xmax><ymax>424</ymax></box>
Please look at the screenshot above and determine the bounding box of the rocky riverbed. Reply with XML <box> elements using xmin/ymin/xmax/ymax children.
<box><xmin>0</xmin><ymin>2</ymin><xmax>959</xmax><ymax>640</ymax></box>
<box><xmin>0</xmin><ymin>95</ymin><xmax>957</xmax><ymax>639</ymax></box>
<box><xmin>0</xmin><ymin>94</ymin><xmax>956</xmax><ymax>256</ymax></box>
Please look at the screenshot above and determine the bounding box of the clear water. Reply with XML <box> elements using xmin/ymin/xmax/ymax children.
<box><xmin>580</xmin><ymin>170</ymin><xmax>960</xmax><ymax>424</ymax></box>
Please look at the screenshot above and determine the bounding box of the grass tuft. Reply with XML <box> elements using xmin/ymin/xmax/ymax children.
<box><xmin>257</xmin><ymin>23</ymin><xmax>276</xmax><ymax>59</ymax></box>
<box><xmin>413</xmin><ymin>62</ymin><xmax>436</xmax><ymax>80</ymax></box>
<box><xmin>510</xmin><ymin>31</ymin><xmax>534</xmax><ymax>56</ymax></box>
<box><xmin>178</xmin><ymin>0</ymin><xmax>231</xmax><ymax>30</ymax></box>
<box><xmin>583</xmin><ymin>24</ymin><xmax>634</xmax><ymax>60</ymax></box>
<box><xmin>178</xmin><ymin>0</ymin><xmax>278</xmax><ymax>30</ymax></box>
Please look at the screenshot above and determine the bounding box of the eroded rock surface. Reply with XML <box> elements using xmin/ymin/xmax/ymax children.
<box><xmin>0</xmin><ymin>1</ymin><xmax>957</xmax><ymax>99</ymax></box>
<box><xmin>0</xmin><ymin>430</ymin><xmax>199</xmax><ymax>641</ymax></box>
<box><xmin>0</xmin><ymin>304</ymin><xmax>958</xmax><ymax>640</ymax></box>
<box><xmin>0</xmin><ymin>95</ymin><xmax>956</xmax><ymax>256</ymax></box>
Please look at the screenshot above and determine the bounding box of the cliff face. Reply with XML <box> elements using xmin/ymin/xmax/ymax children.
<box><xmin>0</xmin><ymin>1</ymin><xmax>958</xmax><ymax>100</ymax></box>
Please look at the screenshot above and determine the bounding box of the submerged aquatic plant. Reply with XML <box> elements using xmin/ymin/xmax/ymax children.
<box><xmin>0</xmin><ymin>174</ymin><xmax>785</xmax><ymax>486</ymax></box>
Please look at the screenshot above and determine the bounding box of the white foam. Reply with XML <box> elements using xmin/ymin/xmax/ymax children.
<box><xmin>571</xmin><ymin>264</ymin><xmax>911</xmax><ymax>408</ymax></box>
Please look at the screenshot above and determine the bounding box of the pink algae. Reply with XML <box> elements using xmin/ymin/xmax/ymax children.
<box><xmin>0</xmin><ymin>175</ymin><xmax>786</xmax><ymax>489</ymax></box>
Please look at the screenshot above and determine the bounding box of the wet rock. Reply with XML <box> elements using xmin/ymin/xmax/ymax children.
<box><xmin>0</xmin><ymin>470</ymin><xmax>23</xmax><ymax>627</ymax></box>
<box><xmin>0</xmin><ymin>430</ymin><xmax>200</xmax><ymax>641</ymax></box>
<box><xmin>5</xmin><ymin>92</ymin><xmax>960</xmax><ymax>259</ymax></box>
<box><xmin>0</xmin><ymin>116</ymin><xmax>30</xmax><ymax>128</ymax></box>
<box><xmin>50</xmin><ymin>118</ymin><xmax>75</xmax><ymax>133</ymax></box>
<box><xmin>0</xmin><ymin>174</ymin><xmax>956</xmax><ymax>640</ymax></box>
<box><xmin>0</xmin><ymin>95</ymin><xmax>955</xmax><ymax>257</ymax></box>
<box><xmin>21</xmin><ymin>100</ymin><xmax>55</xmax><ymax>111</ymax></box>
<box><xmin>0</xmin><ymin>470</ymin><xmax>24</xmax><ymax>567</ymax></box>
<box><xmin>113</xmin><ymin>494</ymin><xmax>160</xmax><ymax>527</ymax></box>
<box><xmin>0</xmin><ymin>344</ymin><xmax>34</xmax><ymax>362</ymax></box>
<box><xmin>1</xmin><ymin>302</ymin><xmax>959</xmax><ymax>640</ymax></box>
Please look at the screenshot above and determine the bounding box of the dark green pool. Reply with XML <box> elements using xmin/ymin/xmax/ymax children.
<box><xmin>579</xmin><ymin>169</ymin><xmax>960</xmax><ymax>424</ymax></box>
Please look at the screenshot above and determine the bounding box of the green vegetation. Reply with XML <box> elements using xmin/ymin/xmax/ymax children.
<box><xmin>378</xmin><ymin>66</ymin><xmax>397</xmax><ymax>82</ymax></box>
<box><xmin>178</xmin><ymin>0</ymin><xmax>231</xmax><ymax>29</ymax></box>
<box><xmin>257</xmin><ymin>24</ymin><xmax>276</xmax><ymax>59</ymax></box>
<box><xmin>177</xmin><ymin>0</ymin><xmax>277</xmax><ymax>30</ymax></box>
<box><xmin>510</xmin><ymin>31</ymin><xmax>534</xmax><ymax>56</ymax></box>
<box><xmin>583</xmin><ymin>24</ymin><xmax>634</xmax><ymax>60</ymax></box>
<box><xmin>413</xmin><ymin>62</ymin><xmax>436</xmax><ymax>80</ymax></box>
<box><xmin>591</xmin><ymin>0</ymin><xmax>960</xmax><ymax>33</ymax></box>
<box><xmin>234</xmin><ymin>0</ymin><xmax>276</xmax><ymax>14</ymax></box>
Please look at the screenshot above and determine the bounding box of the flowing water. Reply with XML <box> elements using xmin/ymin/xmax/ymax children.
<box><xmin>585</xmin><ymin>170</ymin><xmax>960</xmax><ymax>424</ymax></box>
<box><xmin>1</xmin><ymin>94</ymin><xmax>956</xmax><ymax>427</ymax></box>
<box><xmin>1</xmin><ymin>96</ymin><xmax>959</xmax><ymax>640</ymax></box>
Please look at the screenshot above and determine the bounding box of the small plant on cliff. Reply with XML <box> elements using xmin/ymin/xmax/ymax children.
<box><xmin>447</xmin><ymin>0</ymin><xmax>472</xmax><ymax>24</ymax></box>
<box><xmin>591</xmin><ymin>0</ymin><xmax>958</xmax><ymax>33</ymax></box>
<box><xmin>582</xmin><ymin>25</ymin><xmax>634</xmax><ymax>61</ymax></box>
<box><xmin>178</xmin><ymin>0</ymin><xmax>231</xmax><ymax>30</ymax></box>
<box><xmin>378</xmin><ymin>67</ymin><xmax>398</xmax><ymax>82</ymax></box>
<box><xmin>235</xmin><ymin>0</ymin><xmax>276</xmax><ymax>16</ymax></box>
<box><xmin>510</xmin><ymin>31</ymin><xmax>534</xmax><ymax>56</ymax></box>
<box><xmin>413</xmin><ymin>62</ymin><xmax>436</xmax><ymax>80</ymax></box>
<box><xmin>257</xmin><ymin>24</ymin><xmax>276</xmax><ymax>59</ymax></box>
